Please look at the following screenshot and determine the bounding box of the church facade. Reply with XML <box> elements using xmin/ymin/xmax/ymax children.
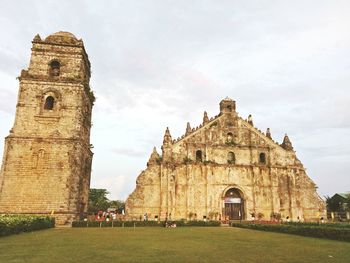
<box><xmin>126</xmin><ymin>98</ymin><xmax>326</xmax><ymax>221</ymax></box>
<box><xmin>0</xmin><ymin>32</ymin><xmax>94</xmax><ymax>225</ymax></box>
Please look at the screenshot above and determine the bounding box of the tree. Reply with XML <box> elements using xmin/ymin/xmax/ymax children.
<box><xmin>88</xmin><ymin>188</ymin><xmax>110</xmax><ymax>214</ymax></box>
<box><xmin>346</xmin><ymin>194</ymin><xmax>350</xmax><ymax>211</ymax></box>
<box><xmin>325</xmin><ymin>195</ymin><xmax>346</xmax><ymax>212</ymax></box>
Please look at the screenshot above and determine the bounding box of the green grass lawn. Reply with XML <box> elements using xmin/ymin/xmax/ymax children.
<box><xmin>0</xmin><ymin>227</ymin><xmax>349</xmax><ymax>263</ymax></box>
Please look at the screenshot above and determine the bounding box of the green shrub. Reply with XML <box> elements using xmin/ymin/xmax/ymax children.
<box><xmin>284</xmin><ymin>222</ymin><xmax>350</xmax><ymax>229</ymax></box>
<box><xmin>0</xmin><ymin>215</ymin><xmax>55</xmax><ymax>237</ymax></box>
<box><xmin>116</xmin><ymin>221</ymin><xmax>161</xmax><ymax>227</ymax></box>
<box><xmin>72</xmin><ymin>220</ymin><xmax>221</xmax><ymax>228</ymax></box>
<box><xmin>72</xmin><ymin>220</ymin><xmax>163</xmax><ymax>228</ymax></box>
<box><xmin>231</xmin><ymin>222</ymin><xmax>350</xmax><ymax>242</ymax></box>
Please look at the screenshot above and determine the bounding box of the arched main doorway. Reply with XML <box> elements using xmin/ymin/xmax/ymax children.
<box><xmin>224</xmin><ymin>188</ymin><xmax>244</xmax><ymax>220</ymax></box>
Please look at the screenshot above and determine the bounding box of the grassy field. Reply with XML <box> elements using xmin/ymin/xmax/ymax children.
<box><xmin>0</xmin><ymin>227</ymin><xmax>349</xmax><ymax>263</ymax></box>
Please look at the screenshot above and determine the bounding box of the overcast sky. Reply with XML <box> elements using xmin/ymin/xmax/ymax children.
<box><xmin>0</xmin><ymin>0</ymin><xmax>349</xmax><ymax>200</ymax></box>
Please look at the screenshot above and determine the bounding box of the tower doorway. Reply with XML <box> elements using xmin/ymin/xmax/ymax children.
<box><xmin>224</xmin><ymin>188</ymin><xmax>244</xmax><ymax>220</ymax></box>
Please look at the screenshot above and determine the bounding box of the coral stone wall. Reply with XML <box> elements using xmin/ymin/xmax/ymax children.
<box><xmin>126</xmin><ymin>98</ymin><xmax>326</xmax><ymax>222</ymax></box>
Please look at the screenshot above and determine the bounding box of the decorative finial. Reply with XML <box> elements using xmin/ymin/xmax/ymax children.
<box><xmin>185</xmin><ymin>122</ymin><xmax>191</xmax><ymax>136</ymax></box>
<box><xmin>248</xmin><ymin>114</ymin><xmax>253</xmax><ymax>125</ymax></box>
<box><xmin>147</xmin><ymin>147</ymin><xmax>160</xmax><ymax>166</ymax></box>
<box><xmin>281</xmin><ymin>134</ymin><xmax>293</xmax><ymax>151</ymax></box>
<box><xmin>266</xmin><ymin>128</ymin><xmax>271</xmax><ymax>139</ymax></box>
<box><xmin>33</xmin><ymin>34</ymin><xmax>42</xmax><ymax>42</ymax></box>
<box><xmin>163</xmin><ymin>127</ymin><xmax>172</xmax><ymax>145</ymax></box>
<box><xmin>203</xmin><ymin>111</ymin><xmax>209</xmax><ymax>124</ymax></box>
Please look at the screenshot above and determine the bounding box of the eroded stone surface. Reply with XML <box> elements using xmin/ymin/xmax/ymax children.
<box><xmin>0</xmin><ymin>32</ymin><xmax>94</xmax><ymax>225</ymax></box>
<box><xmin>126</xmin><ymin>98</ymin><xmax>326</xmax><ymax>221</ymax></box>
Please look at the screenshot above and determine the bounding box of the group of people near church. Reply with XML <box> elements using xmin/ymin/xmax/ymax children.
<box><xmin>139</xmin><ymin>212</ymin><xmax>177</xmax><ymax>227</ymax></box>
<box><xmin>94</xmin><ymin>210</ymin><xmax>118</xmax><ymax>222</ymax></box>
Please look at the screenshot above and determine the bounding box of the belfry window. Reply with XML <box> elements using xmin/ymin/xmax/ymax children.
<box><xmin>49</xmin><ymin>60</ymin><xmax>60</xmax><ymax>76</ymax></box>
<box><xmin>228</xmin><ymin>152</ymin><xmax>235</xmax><ymax>164</ymax></box>
<box><xmin>196</xmin><ymin>150</ymin><xmax>203</xmax><ymax>162</ymax></box>
<box><xmin>44</xmin><ymin>96</ymin><xmax>55</xmax><ymax>110</ymax></box>
<box><xmin>259</xmin><ymin>153</ymin><xmax>266</xmax><ymax>164</ymax></box>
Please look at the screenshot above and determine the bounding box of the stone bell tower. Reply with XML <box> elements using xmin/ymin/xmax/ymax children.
<box><xmin>0</xmin><ymin>32</ymin><xmax>94</xmax><ymax>225</ymax></box>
